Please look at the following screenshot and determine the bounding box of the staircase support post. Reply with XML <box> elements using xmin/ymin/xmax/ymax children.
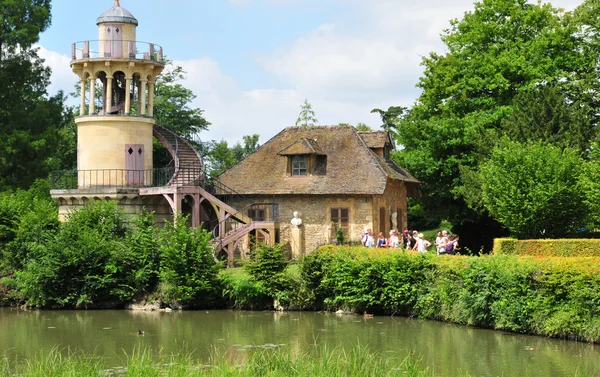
<box><xmin>192</xmin><ymin>193</ymin><xmax>200</xmax><ymax>228</ymax></box>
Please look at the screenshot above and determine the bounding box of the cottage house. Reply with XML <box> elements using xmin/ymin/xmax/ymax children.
<box><xmin>217</xmin><ymin>125</ymin><xmax>420</xmax><ymax>256</ymax></box>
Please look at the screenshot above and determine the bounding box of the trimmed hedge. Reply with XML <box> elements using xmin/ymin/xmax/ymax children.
<box><xmin>300</xmin><ymin>246</ymin><xmax>600</xmax><ymax>342</ymax></box>
<box><xmin>494</xmin><ymin>238</ymin><xmax>600</xmax><ymax>257</ymax></box>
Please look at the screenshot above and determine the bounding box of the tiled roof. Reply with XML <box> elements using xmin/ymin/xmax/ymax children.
<box><xmin>278</xmin><ymin>137</ymin><xmax>325</xmax><ymax>155</ymax></box>
<box><xmin>356</xmin><ymin>131</ymin><xmax>392</xmax><ymax>149</ymax></box>
<box><xmin>217</xmin><ymin>126</ymin><xmax>419</xmax><ymax>196</ymax></box>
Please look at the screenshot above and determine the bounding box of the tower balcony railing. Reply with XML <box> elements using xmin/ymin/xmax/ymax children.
<box><xmin>71</xmin><ymin>40</ymin><xmax>164</xmax><ymax>63</ymax></box>
<box><xmin>51</xmin><ymin>167</ymin><xmax>175</xmax><ymax>190</ymax></box>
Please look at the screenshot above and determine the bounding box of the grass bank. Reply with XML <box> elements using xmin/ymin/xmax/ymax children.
<box><xmin>0</xmin><ymin>345</ymin><xmax>430</xmax><ymax>377</ymax></box>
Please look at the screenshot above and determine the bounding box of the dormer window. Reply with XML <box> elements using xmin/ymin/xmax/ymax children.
<box><xmin>292</xmin><ymin>155</ymin><xmax>308</xmax><ymax>176</ymax></box>
<box><xmin>278</xmin><ymin>137</ymin><xmax>327</xmax><ymax>178</ymax></box>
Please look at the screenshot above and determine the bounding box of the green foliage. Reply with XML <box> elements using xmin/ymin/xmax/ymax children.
<box><xmin>121</xmin><ymin>211</ymin><xmax>161</xmax><ymax>296</ymax></box>
<box><xmin>407</xmin><ymin>200</ymin><xmax>441</xmax><ymax>231</ymax></box>
<box><xmin>13</xmin><ymin>201</ymin><xmax>128</xmax><ymax>308</ymax></box>
<box><xmin>295</xmin><ymin>99</ymin><xmax>318</xmax><ymax>127</ymax></box>
<box><xmin>480</xmin><ymin>140</ymin><xmax>586</xmax><ymax>238</ymax></box>
<box><xmin>335</xmin><ymin>224</ymin><xmax>344</xmax><ymax>245</ymax></box>
<box><xmin>579</xmin><ymin>143</ymin><xmax>600</xmax><ymax>227</ymax></box>
<box><xmin>494</xmin><ymin>238</ymin><xmax>600</xmax><ymax>257</ymax></box>
<box><xmin>302</xmin><ymin>246</ymin><xmax>600</xmax><ymax>342</ymax></box>
<box><xmin>0</xmin><ymin>1</ymin><xmax>72</xmax><ymax>189</ymax></box>
<box><xmin>153</xmin><ymin>60</ymin><xmax>210</xmax><ymax>138</ymax></box>
<box><xmin>245</xmin><ymin>244</ymin><xmax>289</xmax><ymax>299</ymax></box>
<box><xmin>157</xmin><ymin>216</ymin><xmax>223</xmax><ymax>307</ymax></box>
<box><xmin>4</xmin><ymin>200</ymin><xmax>224</xmax><ymax>308</ymax></box>
<box><xmin>354</xmin><ymin>122</ymin><xmax>372</xmax><ymax>131</ymax></box>
<box><xmin>219</xmin><ymin>267</ymin><xmax>270</xmax><ymax>309</ymax></box>
<box><xmin>500</xmin><ymin>85</ymin><xmax>595</xmax><ymax>153</ymax></box>
<box><xmin>308</xmin><ymin>247</ymin><xmax>432</xmax><ymax>314</ymax></box>
<box><xmin>0</xmin><ymin>0</ymin><xmax>51</xmax><ymax>51</ymax></box>
<box><xmin>390</xmin><ymin>0</ymin><xmax>592</xmax><ymax>250</ymax></box>
<box><xmin>205</xmin><ymin>134</ymin><xmax>260</xmax><ymax>177</ymax></box>
<box><xmin>0</xmin><ymin>180</ymin><xmax>58</xmax><ymax>274</ymax></box>
<box><xmin>371</xmin><ymin>106</ymin><xmax>406</xmax><ymax>137</ymax></box>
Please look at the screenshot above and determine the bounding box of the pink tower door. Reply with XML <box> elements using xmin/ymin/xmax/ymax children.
<box><xmin>105</xmin><ymin>24</ymin><xmax>123</xmax><ymax>58</ymax></box>
<box><xmin>125</xmin><ymin>144</ymin><xmax>144</xmax><ymax>185</ymax></box>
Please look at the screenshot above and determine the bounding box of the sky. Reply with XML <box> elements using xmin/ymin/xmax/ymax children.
<box><xmin>38</xmin><ymin>0</ymin><xmax>581</xmax><ymax>145</ymax></box>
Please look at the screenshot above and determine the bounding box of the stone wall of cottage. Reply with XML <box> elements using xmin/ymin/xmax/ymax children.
<box><xmin>228</xmin><ymin>195</ymin><xmax>372</xmax><ymax>256</ymax></box>
<box><xmin>372</xmin><ymin>179</ymin><xmax>408</xmax><ymax>236</ymax></box>
<box><xmin>226</xmin><ymin>183</ymin><xmax>408</xmax><ymax>257</ymax></box>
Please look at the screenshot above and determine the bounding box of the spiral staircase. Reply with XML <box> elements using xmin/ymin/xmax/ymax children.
<box><xmin>143</xmin><ymin>125</ymin><xmax>279</xmax><ymax>263</ymax></box>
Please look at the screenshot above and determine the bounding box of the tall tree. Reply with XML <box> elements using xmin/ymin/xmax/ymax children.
<box><xmin>0</xmin><ymin>0</ymin><xmax>51</xmax><ymax>53</ymax></box>
<box><xmin>295</xmin><ymin>99</ymin><xmax>318</xmax><ymax>127</ymax></box>
<box><xmin>355</xmin><ymin>123</ymin><xmax>372</xmax><ymax>131</ymax></box>
<box><xmin>371</xmin><ymin>106</ymin><xmax>406</xmax><ymax>136</ymax></box>
<box><xmin>391</xmin><ymin>0</ymin><xmax>580</xmax><ymax>250</ymax></box>
<box><xmin>0</xmin><ymin>0</ymin><xmax>70</xmax><ymax>190</ymax></box>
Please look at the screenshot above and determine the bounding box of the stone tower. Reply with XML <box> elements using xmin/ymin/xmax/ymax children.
<box><xmin>73</xmin><ymin>0</ymin><xmax>163</xmax><ymax>181</ymax></box>
<box><xmin>51</xmin><ymin>0</ymin><xmax>166</xmax><ymax>220</ymax></box>
<box><xmin>50</xmin><ymin>1</ymin><xmax>278</xmax><ymax>264</ymax></box>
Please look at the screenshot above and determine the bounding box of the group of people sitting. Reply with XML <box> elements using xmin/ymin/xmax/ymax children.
<box><xmin>360</xmin><ymin>228</ymin><xmax>460</xmax><ymax>254</ymax></box>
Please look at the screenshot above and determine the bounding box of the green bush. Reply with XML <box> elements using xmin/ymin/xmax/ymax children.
<box><xmin>494</xmin><ymin>238</ymin><xmax>600</xmax><ymax>257</ymax></box>
<box><xmin>480</xmin><ymin>140</ymin><xmax>586</xmax><ymax>238</ymax></box>
<box><xmin>0</xmin><ymin>180</ymin><xmax>59</xmax><ymax>275</ymax></box>
<box><xmin>219</xmin><ymin>267</ymin><xmax>270</xmax><ymax>309</ymax></box>
<box><xmin>245</xmin><ymin>243</ymin><xmax>289</xmax><ymax>299</ymax></box>
<box><xmin>13</xmin><ymin>201</ymin><xmax>129</xmax><ymax>308</ymax></box>
<box><xmin>120</xmin><ymin>211</ymin><xmax>161</xmax><ymax>297</ymax></box>
<box><xmin>157</xmin><ymin>216</ymin><xmax>223</xmax><ymax>308</ymax></box>
<box><xmin>301</xmin><ymin>246</ymin><xmax>600</xmax><ymax>342</ymax></box>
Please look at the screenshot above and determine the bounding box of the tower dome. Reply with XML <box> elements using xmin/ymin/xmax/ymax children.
<box><xmin>96</xmin><ymin>0</ymin><xmax>138</xmax><ymax>26</ymax></box>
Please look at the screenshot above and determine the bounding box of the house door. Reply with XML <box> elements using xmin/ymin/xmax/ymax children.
<box><xmin>105</xmin><ymin>24</ymin><xmax>122</xmax><ymax>58</ymax></box>
<box><xmin>125</xmin><ymin>144</ymin><xmax>144</xmax><ymax>185</ymax></box>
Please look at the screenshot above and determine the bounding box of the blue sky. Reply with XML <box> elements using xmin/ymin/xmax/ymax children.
<box><xmin>38</xmin><ymin>0</ymin><xmax>580</xmax><ymax>144</ymax></box>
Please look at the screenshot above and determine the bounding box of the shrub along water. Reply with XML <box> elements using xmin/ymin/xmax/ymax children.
<box><xmin>2</xmin><ymin>185</ymin><xmax>599</xmax><ymax>343</ymax></box>
<box><xmin>297</xmin><ymin>246</ymin><xmax>600</xmax><ymax>342</ymax></box>
<box><xmin>1</xmin><ymin>196</ymin><xmax>223</xmax><ymax>309</ymax></box>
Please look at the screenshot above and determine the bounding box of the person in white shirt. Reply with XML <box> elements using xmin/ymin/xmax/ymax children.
<box><xmin>388</xmin><ymin>230</ymin><xmax>400</xmax><ymax>248</ymax></box>
<box><xmin>362</xmin><ymin>229</ymin><xmax>375</xmax><ymax>248</ymax></box>
<box><xmin>416</xmin><ymin>233</ymin><xmax>431</xmax><ymax>252</ymax></box>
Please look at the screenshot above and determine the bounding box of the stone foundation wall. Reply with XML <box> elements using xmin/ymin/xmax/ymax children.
<box><xmin>51</xmin><ymin>188</ymin><xmax>172</xmax><ymax>225</ymax></box>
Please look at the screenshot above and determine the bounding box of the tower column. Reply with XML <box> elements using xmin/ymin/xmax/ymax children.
<box><xmin>106</xmin><ymin>75</ymin><xmax>113</xmax><ymax>114</ymax></box>
<box><xmin>147</xmin><ymin>80</ymin><xmax>155</xmax><ymax>117</ymax></box>
<box><xmin>124</xmin><ymin>76</ymin><xmax>132</xmax><ymax>114</ymax></box>
<box><xmin>137</xmin><ymin>80</ymin><xmax>142</xmax><ymax>112</ymax></box>
<box><xmin>89</xmin><ymin>77</ymin><xmax>96</xmax><ymax>114</ymax></box>
<box><xmin>140</xmin><ymin>78</ymin><xmax>147</xmax><ymax>115</ymax></box>
<box><xmin>79</xmin><ymin>78</ymin><xmax>86</xmax><ymax>115</ymax></box>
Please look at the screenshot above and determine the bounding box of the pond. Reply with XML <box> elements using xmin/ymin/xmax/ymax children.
<box><xmin>0</xmin><ymin>308</ymin><xmax>598</xmax><ymax>376</ymax></box>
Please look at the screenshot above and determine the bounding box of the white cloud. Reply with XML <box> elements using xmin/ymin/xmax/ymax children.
<box><xmin>175</xmin><ymin>57</ymin><xmax>302</xmax><ymax>143</ymax></box>
<box><xmin>36</xmin><ymin>45</ymin><xmax>77</xmax><ymax>99</ymax></box>
<box><xmin>40</xmin><ymin>0</ymin><xmax>585</xmax><ymax>146</ymax></box>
